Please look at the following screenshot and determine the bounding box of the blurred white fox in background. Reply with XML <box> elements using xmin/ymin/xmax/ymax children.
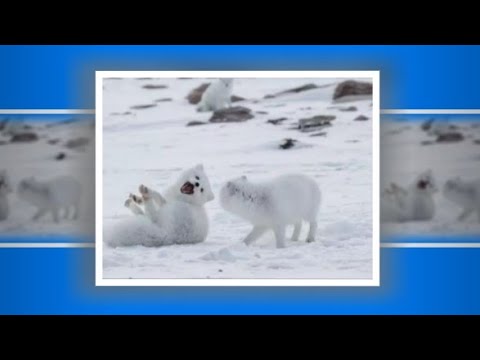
<box><xmin>381</xmin><ymin>170</ymin><xmax>438</xmax><ymax>223</ymax></box>
<box><xmin>197</xmin><ymin>78</ymin><xmax>233</xmax><ymax>112</ymax></box>
<box><xmin>443</xmin><ymin>177</ymin><xmax>480</xmax><ymax>222</ymax></box>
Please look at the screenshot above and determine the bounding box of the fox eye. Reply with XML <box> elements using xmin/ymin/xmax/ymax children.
<box><xmin>195</xmin><ymin>176</ymin><xmax>199</xmax><ymax>180</ymax></box>
<box><xmin>201</xmin><ymin>188</ymin><xmax>204</xmax><ymax>192</ymax></box>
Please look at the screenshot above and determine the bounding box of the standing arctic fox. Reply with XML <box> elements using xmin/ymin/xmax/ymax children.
<box><xmin>219</xmin><ymin>174</ymin><xmax>321</xmax><ymax>249</ymax></box>
<box><xmin>17</xmin><ymin>175</ymin><xmax>82</xmax><ymax>222</ymax></box>
<box><xmin>197</xmin><ymin>78</ymin><xmax>233</xmax><ymax>112</ymax></box>
<box><xmin>0</xmin><ymin>170</ymin><xmax>13</xmax><ymax>221</ymax></box>
<box><xmin>110</xmin><ymin>164</ymin><xmax>215</xmax><ymax>247</ymax></box>
<box><xmin>443</xmin><ymin>177</ymin><xmax>480</xmax><ymax>222</ymax></box>
<box><xmin>381</xmin><ymin>170</ymin><xmax>437</xmax><ymax>223</ymax></box>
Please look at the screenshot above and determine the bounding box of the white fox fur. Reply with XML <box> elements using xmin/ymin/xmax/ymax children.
<box><xmin>197</xmin><ymin>78</ymin><xmax>233</xmax><ymax>112</ymax></box>
<box><xmin>17</xmin><ymin>175</ymin><xmax>82</xmax><ymax>222</ymax></box>
<box><xmin>443</xmin><ymin>177</ymin><xmax>480</xmax><ymax>222</ymax></box>
<box><xmin>219</xmin><ymin>174</ymin><xmax>321</xmax><ymax>248</ymax></box>
<box><xmin>108</xmin><ymin>164</ymin><xmax>214</xmax><ymax>247</ymax></box>
<box><xmin>381</xmin><ymin>170</ymin><xmax>437</xmax><ymax>223</ymax></box>
<box><xmin>0</xmin><ymin>170</ymin><xmax>13</xmax><ymax>221</ymax></box>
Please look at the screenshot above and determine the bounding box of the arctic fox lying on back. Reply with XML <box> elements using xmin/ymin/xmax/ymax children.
<box><xmin>443</xmin><ymin>177</ymin><xmax>480</xmax><ymax>222</ymax></box>
<box><xmin>197</xmin><ymin>78</ymin><xmax>233</xmax><ymax>112</ymax></box>
<box><xmin>219</xmin><ymin>174</ymin><xmax>321</xmax><ymax>249</ymax></box>
<box><xmin>381</xmin><ymin>170</ymin><xmax>438</xmax><ymax>223</ymax></box>
<box><xmin>17</xmin><ymin>175</ymin><xmax>82</xmax><ymax>222</ymax></box>
<box><xmin>108</xmin><ymin>164</ymin><xmax>215</xmax><ymax>247</ymax></box>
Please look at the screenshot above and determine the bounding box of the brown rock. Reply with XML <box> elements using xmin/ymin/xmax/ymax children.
<box><xmin>279</xmin><ymin>138</ymin><xmax>297</xmax><ymax>149</ymax></box>
<box><xmin>264</xmin><ymin>83</ymin><xmax>318</xmax><ymax>99</ymax></box>
<box><xmin>130</xmin><ymin>104</ymin><xmax>157</xmax><ymax>110</ymax></box>
<box><xmin>186</xmin><ymin>83</ymin><xmax>210</xmax><ymax>105</ymax></box>
<box><xmin>333</xmin><ymin>80</ymin><xmax>372</xmax><ymax>100</ymax></box>
<box><xmin>186</xmin><ymin>121</ymin><xmax>208</xmax><ymax>127</ymax></box>
<box><xmin>55</xmin><ymin>152</ymin><xmax>66</xmax><ymax>160</ymax></box>
<box><xmin>47</xmin><ymin>139</ymin><xmax>60</xmax><ymax>145</ymax></box>
<box><xmin>436</xmin><ymin>132</ymin><xmax>464</xmax><ymax>143</ymax></box>
<box><xmin>210</xmin><ymin>106</ymin><xmax>254</xmax><ymax>123</ymax></box>
<box><xmin>231</xmin><ymin>95</ymin><xmax>245</xmax><ymax>102</ymax></box>
<box><xmin>354</xmin><ymin>115</ymin><xmax>369</xmax><ymax>121</ymax></box>
<box><xmin>65</xmin><ymin>137</ymin><xmax>90</xmax><ymax>150</ymax></box>
<box><xmin>339</xmin><ymin>106</ymin><xmax>358</xmax><ymax>112</ymax></box>
<box><xmin>298</xmin><ymin>115</ymin><xmax>336</xmax><ymax>132</ymax></box>
<box><xmin>267</xmin><ymin>117</ymin><xmax>288</xmax><ymax>125</ymax></box>
<box><xmin>142</xmin><ymin>84</ymin><xmax>167</xmax><ymax>90</ymax></box>
<box><xmin>185</xmin><ymin>82</ymin><xmax>244</xmax><ymax>105</ymax></box>
<box><xmin>310</xmin><ymin>132</ymin><xmax>327</xmax><ymax>137</ymax></box>
<box><xmin>10</xmin><ymin>132</ymin><xmax>38</xmax><ymax>143</ymax></box>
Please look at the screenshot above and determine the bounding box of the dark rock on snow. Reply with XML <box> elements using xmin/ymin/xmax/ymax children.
<box><xmin>436</xmin><ymin>132</ymin><xmax>464</xmax><ymax>143</ymax></box>
<box><xmin>47</xmin><ymin>138</ymin><xmax>60</xmax><ymax>145</ymax></box>
<box><xmin>210</xmin><ymin>106</ymin><xmax>254</xmax><ymax>123</ymax></box>
<box><xmin>333</xmin><ymin>80</ymin><xmax>372</xmax><ymax>100</ymax></box>
<box><xmin>55</xmin><ymin>152</ymin><xmax>66</xmax><ymax>160</ymax></box>
<box><xmin>186</xmin><ymin>121</ymin><xmax>208</xmax><ymax>127</ymax></box>
<box><xmin>65</xmin><ymin>137</ymin><xmax>90</xmax><ymax>150</ymax></box>
<box><xmin>267</xmin><ymin>117</ymin><xmax>288</xmax><ymax>125</ymax></box>
<box><xmin>111</xmin><ymin>111</ymin><xmax>132</xmax><ymax>116</ymax></box>
<box><xmin>279</xmin><ymin>138</ymin><xmax>297</xmax><ymax>149</ymax></box>
<box><xmin>339</xmin><ymin>106</ymin><xmax>358</xmax><ymax>112</ymax></box>
<box><xmin>264</xmin><ymin>83</ymin><xmax>318</xmax><ymax>99</ymax></box>
<box><xmin>354</xmin><ymin>115</ymin><xmax>369</xmax><ymax>121</ymax></box>
<box><xmin>186</xmin><ymin>83</ymin><xmax>245</xmax><ymax>105</ymax></box>
<box><xmin>142</xmin><ymin>84</ymin><xmax>167</xmax><ymax>90</ymax></box>
<box><xmin>421</xmin><ymin>118</ymin><xmax>435</xmax><ymax>131</ymax></box>
<box><xmin>186</xmin><ymin>83</ymin><xmax>210</xmax><ymax>105</ymax></box>
<box><xmin>310</xmin><ymin>132</ymin><xmax>327</xmax><ymax>137</ymax></box>
<box><xmin>10</xmin><ymin>132</ymin><xmax>38</xmax><ymax>143</ymax></box>
<box><xmin>130</xmin><ymin>104</ymin><xmax>157</xmax><ymax>110</ymax></box>
<box><xmin>231</xmin><ymin>95</ymin><xmax>245</xmax><ymax>102</ymax></box>
<box><xmin>298</xmin><ymin>115</ymin><xmax>336</xmax><ymax>132</ymax></box>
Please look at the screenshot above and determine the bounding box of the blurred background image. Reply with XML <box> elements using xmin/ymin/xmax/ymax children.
<box><xmin>381</xmin><ymin>114</ymin><xmax>480</xmax><ymax>238</ymax></box>
<box><xmin>0</xmin><ymin>115</ymin><xmax>95</xmax><ymax>240</ymax></box>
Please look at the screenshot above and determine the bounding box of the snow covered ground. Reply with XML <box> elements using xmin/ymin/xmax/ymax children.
<box><xmin>381</xmin><ymin>116</ymin><xmax>480</xmax><ymax>238</ymax></box>
<box><xmin>0</xmin><ymin>117</ymin><xmax>95</xmax><ymax>239</ymax></box>
<box><xmin>102</xmin><ymin>77</ymin><xmax>374</xmax><ymax>280</ymax></box>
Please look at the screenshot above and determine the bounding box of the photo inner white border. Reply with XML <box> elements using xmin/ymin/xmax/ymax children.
<box><xmin>95</xmin><ymin>71</ymin><xmax>380</xmax><ymax>286</ymax></box>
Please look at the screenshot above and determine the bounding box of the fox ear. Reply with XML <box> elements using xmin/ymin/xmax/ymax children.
<box><xmin>195</xmin><ymin>164</ymin><xmax>204</xmax><ymax>171</ymax></box>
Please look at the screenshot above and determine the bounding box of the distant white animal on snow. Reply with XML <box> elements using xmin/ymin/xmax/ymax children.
<box><xmin>381</xmin><ymin>169</ymin><xmax>438</xmax><ymax>223</ymax></box>
<box><xmin>197</xmin><ymin>78</ymin><xmax>233</xmax><ymax>112</ymax></box>
<box><xmin>17</xmin><ymin>175</ymin><xmax>82</xmax><ymax>223</ymax></box>
<box><xmin>110</xmin><ymin>164</ymin><xmax>214</xmax><ymax>247</ymax></box>
<box><xmin>443</xmin><ymin>177</ymin><xmax>480</xmax><ymax>222</ymax></box>
<box><xmin>0</xmin><ymin>170</ymin><xmax>13</xmax><ymax>221</ymax></box>
<box><xmin>219</xmin><ymin>174</ymin><xmax>321</xmax><ymax>249</ymax></box>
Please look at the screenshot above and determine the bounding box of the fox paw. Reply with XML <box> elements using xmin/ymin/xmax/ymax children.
<box><xmin>129</xmin><ymin>193</ymin><xmax>143</xmax><ymax>204</ymax></box>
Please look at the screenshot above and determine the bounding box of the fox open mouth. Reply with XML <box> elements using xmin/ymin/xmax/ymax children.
<box><xmin>181</xmin><ymin>181</ymin><xmax>195</xmax><ymax>195</ymax></box>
